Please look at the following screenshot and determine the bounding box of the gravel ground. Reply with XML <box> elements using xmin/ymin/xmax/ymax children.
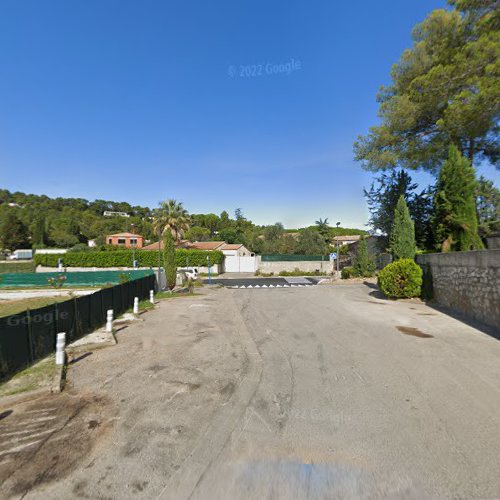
<box><xmin>1</xmin><ymin>284</ymin><xmax>499</xmax><ymax>499</ymax></box>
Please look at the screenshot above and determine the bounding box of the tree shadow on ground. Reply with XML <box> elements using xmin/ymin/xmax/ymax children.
<box><xmin>362</xmin><ymin>280</ymin><xmax>499</xmax><ymax>341</ymax></box>
<box><xmin>362</xmin><ymin>281</ymin><xmax>388</xmax><ymax>300</ymax></box>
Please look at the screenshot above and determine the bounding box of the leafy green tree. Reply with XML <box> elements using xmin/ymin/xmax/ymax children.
<box><xmin>353</xmin><ymin>236</ymin><xmax>376</xmax><ymax>277</ymax></box>
<box><xmin>354</xmin><ymin>1</ymin><xmax>499</xmax><ymax>172</ymax></box>
<box><xmin>434</xmin><ymin>146</ymin><xmax>483</xmax><ymax>251</ymax></box>
<box><xmin>476</xmin><ymin>176</ymin><xmax>500</xmax><ymax>238</ymax></box>
<box><xmin>185</xmin><ymin>226</ymin><xmax>211</xmax><ymax>242</ymax></box>
<box><xmin>30</xmin><ymin>215</ymin><xmax>47</xmax><ymax>247</ymax></box>
<box><xmin>0</xmin><ymin>212</ymin><xmax>30</xmax><ymax>250</ymax></box>
<box><xmin>295</xmin><ymin>228</ymin><xmax>328</xmax><ymax>255</ymax></box>
<box><xmin>390</xmin><ymin>196</ymin><xmax>417</xmax><ymax>260</ymax></box>
<box><xmin>164</xmin><ymin>231</ymin><xmax>176</xmax><ymax>290</ymax></box>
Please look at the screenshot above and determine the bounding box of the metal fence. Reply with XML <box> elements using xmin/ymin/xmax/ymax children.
<box><xmin>0</xmin><ymin>273</ymin><xmax>156</xmax><ymax>379</ymax></box>
<box><xmin>0</xmin><ymin>269</ymin><xmax>155</xmax><ymax>288</ymax></box>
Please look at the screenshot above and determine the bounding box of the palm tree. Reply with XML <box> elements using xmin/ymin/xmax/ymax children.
<box><xmin>315</xmin><ymin>217</ymin><xmax>331</xmax><ymax>243</ymax></box>
<box><xmin>315</xmin><ymin>217</ymin><xmax>329</xmax><ymax>229</ymax></box>
<box><xmin>153</xmin><ymin>199</ymin><xmax>191</xmax><ymax>242</ymax></box>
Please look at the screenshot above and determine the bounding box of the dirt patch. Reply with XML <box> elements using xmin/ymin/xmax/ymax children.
<box><xmin>396</xmin><ymin>326</ymin><xmax>433</xmax><ymax>338</ymax></box>
<box><xmin>0</xmin><ymin>391</ymin><xmax>116</xmax><ymax>498</ymax></box>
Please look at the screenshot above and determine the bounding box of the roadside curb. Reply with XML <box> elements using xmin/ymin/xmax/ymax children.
<box><xmin>50</xmin><ymin>363</ymin><xmax>66</xmax><ymax>394</ymax></box>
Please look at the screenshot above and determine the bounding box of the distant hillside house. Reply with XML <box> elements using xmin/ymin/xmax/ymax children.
<box><xmin>103</xmin><ymin>211</ymin><xmax>130</xmax><ymax>218</ymax></box>
<box><xmin>106</xmin><ymin>232</ymin><xmax>144</xmax><ymax>248</ymax></box>
<box><xmin>332</xmin><ymin>235</ymin><xmax>362</xmax><ymax>246</ymax></box>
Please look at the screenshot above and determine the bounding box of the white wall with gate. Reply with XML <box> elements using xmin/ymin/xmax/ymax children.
<box><xmin>224</xmin><ymin>255</ymin><xmax>257</xmax><ymax>273</ymax></box>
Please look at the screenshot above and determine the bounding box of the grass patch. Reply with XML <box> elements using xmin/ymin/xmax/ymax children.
<box><xmin>0</xmin><ymin>261</ymin><xmax>36</xmax><ymax>273</ymax></box>
<box><xmin>0</xmin><ymin>295</ymin><xmax>75</xmax><ymax>318</ymax></box>
<box><xmin>0</xmin><ymin>355</ymin><xmax>57</xmax><ymax>397</ymax></box>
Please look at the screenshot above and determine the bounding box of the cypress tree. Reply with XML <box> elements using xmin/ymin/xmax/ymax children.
<box><xmin>164</xmin><ymin>231</ymin><xmax>177</xmax><ymax>290</ymax></box>
<box><xmin>353</xmin><ymin>236</ymin><xmax>375</xmax><ymax>277</ymax></box>
<box><xmin>390</xmin><ymin>195</ymin><xmax>416</xmax><ymax>260</ymax></box>
<box><xmin>434</xmin><ymin>146</ymin><xmax>483</xmax><ymax>252</ymax></box>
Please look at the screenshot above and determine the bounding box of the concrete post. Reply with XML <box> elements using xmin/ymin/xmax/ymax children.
<box><xmin>133</xmin><ymin>297</ymin><xmax>139</xmax><ymax>315</ymax></box>
<box><xmin>55</xmin><ymin>332</ymin><xmax>66</xmax><ymax>365</ymax></box>
<box><xmin>106</xmin><ymin>309</ymin><xmax>113</xmax><ymax>333</ymax></box>
<box><xmin>150</xmin><ymin>290</ymin><xmax>154</xmax><ymax>304</ymax></box>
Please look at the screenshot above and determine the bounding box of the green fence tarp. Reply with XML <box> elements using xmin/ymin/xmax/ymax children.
<box><xmin>0</xmin><ymin>269</ymin><xmax>154</xmax><ymax>288</ymax></box>
<box><xmin>0</xmin><ymin>273</ymin><xmax>156</xmax><ymax>379</ymax></box>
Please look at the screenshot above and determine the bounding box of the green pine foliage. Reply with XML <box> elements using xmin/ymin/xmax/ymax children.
<box><xmin>164</xmin><ymin>231</ymin><xmax>177</xmax><ymax>290</ymax></box>
<box><xmin>0</xmin><ymin>213</ymin><xmax>30</xmax><ymax>251</ymax></box>
<box><xmin>353</xmin><ymin>237</ymin><xmax>376</xmax><ymax>277</ymax></box>
<box><xmin>434</xmin><ymin>146</ymin><xmax>484</xmax><ymax>252</ymax></box>
<box><xmin>390</xmin><ymin>195</ymin><xmax>416</xmax><ymax>260</ymax></box>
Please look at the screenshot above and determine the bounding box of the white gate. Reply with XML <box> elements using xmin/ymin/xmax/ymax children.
<box><xmin>224</xmin><ymin>255</ymin><xmax>239</xmax><ymax>272</ymax></box>
<box><xmin>224</xmin><ymin>255</ymin><xmax>257</xmax><ymax>273</ymax></box>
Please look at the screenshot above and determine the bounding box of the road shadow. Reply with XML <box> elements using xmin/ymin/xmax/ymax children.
<box><xmin>362</xmin><ymin>281</ymin><xmax>499</xmax><ymax>340</ymax></box>
<box><xmin>69</xmin><ymin>352</ymin><xmax>93</xmax><ymax>364</ymax></box>
<box><xmin>424</xmin><ymin>302</ymin><xmax>500</xmax><ymax>341</ymax></box>
<box><xmin>363</xmin><ymin>281</ymin><xmax>388</xmax><ymax>300</ymax></box>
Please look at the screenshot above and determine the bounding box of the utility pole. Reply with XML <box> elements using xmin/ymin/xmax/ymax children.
<box><xmin>336</xmin><ymin>221</ymin><xmax>341</xmax><ymax>275</ymax></box>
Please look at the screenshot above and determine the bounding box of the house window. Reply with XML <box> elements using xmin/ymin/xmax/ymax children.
<box><xmin>130</xmin><ymin>238</ymin><xmax>137</xmax><ymax>245</ymax></box>
<box><xmin>108</xmin><ymin>238</ymin><xmax>112</xmax><ymax>244</ymax></box>
<box><xmin>117</xmin><ymin>239</ymin><xmax>126</xmax><ymax>244</ymax></box>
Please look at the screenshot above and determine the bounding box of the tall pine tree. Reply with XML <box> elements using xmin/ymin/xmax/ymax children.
<box><xmin>390</xmin><ymin>195</ymin><xmax>416</xmax><ymax>260</ymax></box>
<box><xmin>434</xmin><ymin>146</ymin><xmax>483</xmax><ymax>252</ymax></box>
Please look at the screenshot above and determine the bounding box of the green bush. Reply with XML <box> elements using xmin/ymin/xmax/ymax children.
<box><xmin>377</xmin><ymin>259</ymin><xmax>423</xmax><ymax>299</ymax></box>
<box><xmin>34</xmin><ymin>249</ymin><xmax>223</xmax><ymax>268</ymax></box>
<box><xmin>341</xmin><ymin>267</ymin><xmax>355</xmax><ymax>279</ymax></box>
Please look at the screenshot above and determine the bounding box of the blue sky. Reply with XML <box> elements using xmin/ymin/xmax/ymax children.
<box><xmin>1</xmin><ymin>0</ymin><xmax>498</xmax><ymax>228</ymax></box>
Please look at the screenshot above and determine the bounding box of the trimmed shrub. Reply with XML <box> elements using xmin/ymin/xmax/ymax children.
<box><xmin>34</xmin><ymin>249</ymin><xmax>223</xmax><ymax>268</ymax></box>
<box><xmin>377</xmin><ymin>259</ymin><xmax>423</xmax><ymax>299</ymax></box>
<box><xmin>341</xmin><ymin>267</ymin><xmax>355</xmax><ymax>279</ymax></box>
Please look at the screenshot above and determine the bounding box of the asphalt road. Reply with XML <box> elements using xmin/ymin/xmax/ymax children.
<box><xmin>204</xmin><ymin>277</ymin><xmax>321</xmax><ymax>288</ymax></box>
<box><xmin>5</xmin><ymin>284</ymin><xmax>500</xmax><ymax>499</ymax></box>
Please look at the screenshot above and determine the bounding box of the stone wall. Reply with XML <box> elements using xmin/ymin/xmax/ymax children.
<box><xmin>416</xmin><ymin>250</ymin><xmax>500</xmax><ymax>330</ymax></box>
<box><xmin>258</xmin><ymin>260</ymin><xmax>334</xmax><ymax>274</ymax></box>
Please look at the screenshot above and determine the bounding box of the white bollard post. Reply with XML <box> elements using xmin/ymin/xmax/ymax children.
<box><xmin>149</xmin><ymin>290</ymin><xmax>154</xmax><ymax>304</ymax></box>
<box><xmin>55</xmin><ymin>332</ymin><xmax>66</xmax><ymax>365</ymax></box>
<box><xmin>106</xmin><ymin>309</ymin><xmax>113</xmax><ymax>333</ymax></box>
<box><xmin>133</xmin><ymin>297</ymin><xmax>139</xmax><ymax>315</ymax></box>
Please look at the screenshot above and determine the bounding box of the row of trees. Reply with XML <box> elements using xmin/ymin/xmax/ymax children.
<box><xmin>369</xmin><ymin>146</ymin><xmax>494</xmax><ymax>258</ymax></box>
<box><xmin>359</xmin><ymin>0</ymin><xmax>499</xmax><ymax>252</ymax></box>
<box><xmin>0</xmin><ymin>189</ymin><xmax>365</xmax><ymax>255</ymax></box>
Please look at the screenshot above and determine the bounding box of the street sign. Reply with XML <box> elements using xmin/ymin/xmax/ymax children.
<box><xmin>329</xmin><ymin>252</ymin><xmax>337</xmax><ymax>261</ymax></box>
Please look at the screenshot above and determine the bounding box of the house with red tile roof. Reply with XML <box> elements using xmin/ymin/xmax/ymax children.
<box><xmin>106</xmin><ymin>232</ymin><xmax>144</xmax><ymax>248</ymax></box>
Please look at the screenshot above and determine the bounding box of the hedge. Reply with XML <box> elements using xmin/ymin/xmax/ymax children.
<box><xmin>34</xmin><ymin>249</ymin><xmax>224</xmax><ymax>268</ymax></box>
<box><xmin>377</xmin><ymin>259</ymin><xmax>423</xmax><ymax>299</ymax></box>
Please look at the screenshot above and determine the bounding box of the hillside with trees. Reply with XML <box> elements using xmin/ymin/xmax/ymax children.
<box><xmin>0</xmin><ymin>189</ymin><xmax>367</xmax><ymax>255</ymax></box>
